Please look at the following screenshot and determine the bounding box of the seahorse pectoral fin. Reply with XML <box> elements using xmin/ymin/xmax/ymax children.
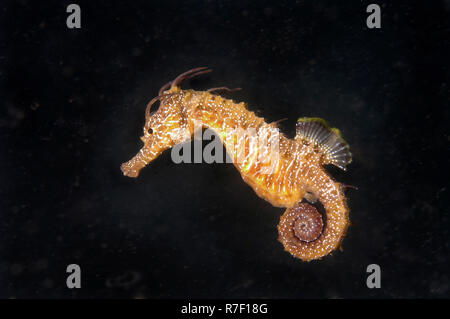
<box><xmin>295</xmin><ymin>117</ymin><xmax>352</xmax><ymax>170</ymax></box>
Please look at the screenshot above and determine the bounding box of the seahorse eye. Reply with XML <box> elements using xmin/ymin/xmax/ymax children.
<box><xmin>148</xmin><ymin>128</ymin><xmax>154</xmax><ymax>134</ymax></box>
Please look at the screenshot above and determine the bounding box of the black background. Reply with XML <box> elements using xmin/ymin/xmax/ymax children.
<box><xmin>1</xmin><ymin>0</ymin><xmax>449</xmax><ymax>298</ymax></box>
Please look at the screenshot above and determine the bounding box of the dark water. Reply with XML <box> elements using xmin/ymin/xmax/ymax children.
<box><xmin>1</xmin><ymin>0</ymin><xmax>448</xmax><ymax>298</ymax></box>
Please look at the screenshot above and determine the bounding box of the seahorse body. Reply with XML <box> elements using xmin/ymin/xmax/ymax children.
<box><xmin>121</xmin><ymin>68</ymin><xmax>352</xmax><ymax>261</ymax></box>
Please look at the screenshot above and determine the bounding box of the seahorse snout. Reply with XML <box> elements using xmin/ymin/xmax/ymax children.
<box><xmin>121</xmin><ymin>161</ymin><xmax>140</xmax><ymax>178</ymax></box>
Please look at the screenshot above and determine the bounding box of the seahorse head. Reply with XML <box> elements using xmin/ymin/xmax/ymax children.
<box><xmin>121</xmin><ymin>67</ymin><xmax>213</xmax><ymax>178</ymax></box>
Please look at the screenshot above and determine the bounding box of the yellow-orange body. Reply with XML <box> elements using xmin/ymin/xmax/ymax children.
<box><xmin>121</xmin><ymin>68</ymin><xmax>351</xmax><ymax>261</ymax></box>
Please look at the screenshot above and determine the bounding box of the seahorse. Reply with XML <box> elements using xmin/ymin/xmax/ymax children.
<box><xmin>121</xmin><ymin>67</ymin><xmax>352</xmax><ymax>261</ymax></box>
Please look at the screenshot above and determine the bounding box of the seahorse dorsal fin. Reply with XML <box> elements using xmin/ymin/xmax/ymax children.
<box><xmin>295</xmin><ymin>117</ymin><xmax>352</xmax><ymax>170</ymax></box>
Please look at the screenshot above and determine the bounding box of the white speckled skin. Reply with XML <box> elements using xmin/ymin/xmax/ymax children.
<box><xmin>121</xmin><ymin>77</ymin><xmax>351</xmax><ymax>261</ymax></box>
